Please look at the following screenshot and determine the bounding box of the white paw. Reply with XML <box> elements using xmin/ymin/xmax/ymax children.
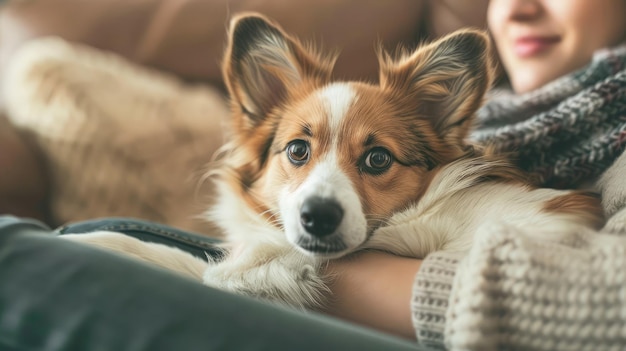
<box><xmin>201</xmin><ymin>262</ymin><xmax>327</xmax><ymax>309</ymax></box>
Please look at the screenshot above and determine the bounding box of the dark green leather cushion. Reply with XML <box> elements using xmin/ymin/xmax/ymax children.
<box><xmin>0</xmin><ymin>220</ymin><xmax>421</xmax><ymax>351</ymax></box>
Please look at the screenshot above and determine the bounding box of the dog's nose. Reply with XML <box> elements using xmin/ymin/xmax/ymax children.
<box><xmin>300</xmin><ymin>197</ymin><xmax>344</xmax><ymax>237</ymax></box>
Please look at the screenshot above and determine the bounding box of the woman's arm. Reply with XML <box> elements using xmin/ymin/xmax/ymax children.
<box><xmin>323</xmin><ymin>251</ymin><xmax>422</xmax><ymax>340</ymax></box>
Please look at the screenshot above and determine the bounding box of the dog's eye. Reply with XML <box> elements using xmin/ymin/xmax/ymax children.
<box><xmin>363</xmin><ymin>148</ymin><xmax>393</xmax><ymax>174</ymax></box>
<box><xmin>286</xmin><ymin>140</ymin><xmax>310</xmax><ymax>165</ymax></box>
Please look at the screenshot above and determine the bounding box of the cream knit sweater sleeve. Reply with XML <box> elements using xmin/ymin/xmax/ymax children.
<box><xmin>412</xmin><ymin>151</ymin><xmax>626</xmax><ymax>351</ymax></box>
<box><xmin>412</xmin><ymin>219</ymin><xmax>626</xmax><ymax>351</ymax></box>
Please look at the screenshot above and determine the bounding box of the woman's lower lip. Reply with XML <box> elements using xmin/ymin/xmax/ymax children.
<box><xmin>514</xmin><ymin>38</ymin><xmax>559</xmax><ymax>57</ymax></box>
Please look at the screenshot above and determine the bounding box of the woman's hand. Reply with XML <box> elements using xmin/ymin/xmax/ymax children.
<box><xmin>322</xmin><ymin>250</ymin><xmax>422</xmax><ymax>340</ymax></box>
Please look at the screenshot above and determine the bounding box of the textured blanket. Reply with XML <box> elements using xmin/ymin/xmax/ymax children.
<box><xmin>3</xmin><ymin>38</ymin><xmax>230</xmax><ymax>234</ymax></box>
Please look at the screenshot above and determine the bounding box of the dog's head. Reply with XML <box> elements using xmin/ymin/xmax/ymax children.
<box><xmin>220</xmin><ymin>13</ymin><xmax>493</xmax><ymax>258</ymax></box>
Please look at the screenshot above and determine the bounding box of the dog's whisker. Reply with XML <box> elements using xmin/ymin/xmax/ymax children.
<box><xmin>261</xmin><ymin>210</ymin><xmax>284</xmax><ymax>229</ymax></box>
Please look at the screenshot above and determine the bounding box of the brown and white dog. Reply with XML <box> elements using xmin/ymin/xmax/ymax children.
<box><xmin>65</xmin><ymin>14</ymin><xmax>604</xmax><ymax>309</ymax></box>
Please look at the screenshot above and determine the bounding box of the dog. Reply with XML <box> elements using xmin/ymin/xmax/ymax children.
<box><xmin>64</xmin><ymin>13</ymin><xmax>605</xmax><ymax>310</ymax></box>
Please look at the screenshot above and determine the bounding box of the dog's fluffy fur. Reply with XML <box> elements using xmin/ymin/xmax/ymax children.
<box><xmin>64</xmin><ymin>14</ymin><xmax>605</xmax><ymax>309</ymax></box>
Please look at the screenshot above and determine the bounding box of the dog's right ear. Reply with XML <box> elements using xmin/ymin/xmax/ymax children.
<box><xmin>223</xmin><ymin>14</ymin><xmax>333</xmax><ymax>134</ymax></box>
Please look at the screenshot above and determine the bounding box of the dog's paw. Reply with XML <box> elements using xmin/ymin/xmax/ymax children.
<box><xmin>201</xmin><ymin>260</ymin><xmax>327</xmax><ymax>309</ymax></box>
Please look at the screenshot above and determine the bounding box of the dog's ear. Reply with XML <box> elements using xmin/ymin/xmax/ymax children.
<box><xmin>380</xmin><ymin>29</ymin><xmax>493</xmax><ymax>147</ymax></box>
<box><xmin>223</xmin><ymin>13</ymin><xmax>333</xmax><ymax>134</ymax></box>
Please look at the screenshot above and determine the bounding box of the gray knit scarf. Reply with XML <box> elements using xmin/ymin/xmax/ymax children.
<box><xmin>471</xmin><ymin>44</ymin><xmax>626</xmax><ymax>188</ymax></box>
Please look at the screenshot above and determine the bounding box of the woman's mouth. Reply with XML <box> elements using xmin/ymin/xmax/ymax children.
<box><xmin>514</xmin><ymin>36</ymin><xmax>560</xmax><ymax>57</ymax></box>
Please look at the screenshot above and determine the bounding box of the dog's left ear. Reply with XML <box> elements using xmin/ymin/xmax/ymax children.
<box><xmin>380</xmin><ymin>29</ymin><xmax>493</xmax><ymax>147</ymax></box>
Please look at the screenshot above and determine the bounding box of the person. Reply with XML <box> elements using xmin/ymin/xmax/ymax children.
<box><xmin>1</xmin><ymin>0</ymin><xmax>625</xmax><ymax>350</ymax></box>
<box><xmin>323</xmin><ymin>0</ymin><xmax>626</xmax><ymax>350</ymax></box>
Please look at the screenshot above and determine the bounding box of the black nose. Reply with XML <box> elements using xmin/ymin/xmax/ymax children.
<box><xmin>300</xmin><ymin>197</ymin><xmax>344</xmax><ymax>237</ymax></box>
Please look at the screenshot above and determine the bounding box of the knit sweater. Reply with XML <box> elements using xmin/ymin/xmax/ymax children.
<box><xmin>411</xmin><ymin>45</ymin><xmax>626</xmax><ymax>350</ymax></box>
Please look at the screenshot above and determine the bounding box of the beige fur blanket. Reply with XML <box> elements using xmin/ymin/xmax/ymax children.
<box><xmin>3</xmin><ymin>38</ymin><xmax>230</xmax><ymax>234</ymax></box>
